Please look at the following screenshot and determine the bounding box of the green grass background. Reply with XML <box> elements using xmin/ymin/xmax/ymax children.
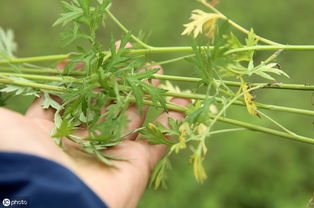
<box><xmin>0</xmin><ymin>0</ymin><xmax>313</xmax><ymax>207</ymax></box>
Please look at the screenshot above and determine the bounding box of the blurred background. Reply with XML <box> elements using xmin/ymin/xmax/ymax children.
<box><xmin>0</xmin><ymin>0</ymin><xmax>313</xmax><ymax>207</ymax></box>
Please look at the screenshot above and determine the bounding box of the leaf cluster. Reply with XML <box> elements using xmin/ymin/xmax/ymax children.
<box><xmin>50</xmin><ymin>14</ymin><xmax>168</xmax><ymax>163</ymax></box>
<box><xmin>54</xmin><ymin>0</ymin><xmax>111</xmax><ymax>45</ymax></box>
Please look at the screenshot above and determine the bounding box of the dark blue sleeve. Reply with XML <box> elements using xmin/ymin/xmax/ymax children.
<box><xmin>0</xmin><ymin>152</ymin><xmax>108</xmax><ymax>208</ymax></box>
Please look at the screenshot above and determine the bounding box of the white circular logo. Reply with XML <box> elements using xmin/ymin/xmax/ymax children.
<box><xmin>2</xmin><ymin>198</ymin><xmax>10</xmax><ymax>207</ymax></box>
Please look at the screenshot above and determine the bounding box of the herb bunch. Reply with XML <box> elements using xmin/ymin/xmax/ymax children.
<box><xmin>0</xmin><ymin>0</ymin><xmax>313</xmax><ymax>188</ymax></box>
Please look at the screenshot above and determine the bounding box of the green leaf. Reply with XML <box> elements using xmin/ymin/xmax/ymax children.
<box><xmin>246</xmin><ymin>28</ymin><xmax>258</xmax><ymax>47</ymax></box>
<box><xmin>54</xmin><ymin>0</ymin><xmax>111</xmax><ymax>45</ymax></box>
<box><xmin>138</xmin><ymin>81</ymin><xmax>168</xmax><ymax>112</ymax></box>
<box><xmin>0</xmin><ymin>78</ymin><xmax>40</xmax><ymax>97</ymax></box>
<box><xmin>228</xmin><ymin>32</ymin><xmax>243</xmax><ymax>49</ymax></box>
<box><xmin>140</xmin><ymin>123</ymin><xmax>175</xmax><ymax>146</ymax></box>
<box><xmin>52</xmin><ymin>119</ymin><xmax>76</xmax><ymax>138</ymax></box>
<box><xmin>53</xmin><ymin>1</ymin><xmax>83</xmax><ymax>27</ymax></box>
<box><xmin>149</xmin><ymin>156</ymin><xmax>172</xmax><ymax>189</ymax></box>
<box><xmin>253</xmin><ymin>62</ymin><xmax>289</xmax><ymax>80</ymax></box>
<box><xmin>254</xmin><ymin>71</ymin><xmax>275</xmax><ymax>80</ymax></box>
<box><xmin>42</xmin><ymin>92</ymin><xmax>61</xmax><ymax>110</ymax></box>
<box><xmin>156</xmin><ymin>118</ymin><xmax>180</xmax><ymax>137</ymax></box>
<box><xmin>186</xmin><ymin>100</ymin><xmax>214</xmax><ymax>124</ymax></box>
<box><xmin>126</xmin><ymin>78</ymin><xmax>144</xmax><ymax>113</ymax></box>
<box><xmin>0</xmin><ymin>27</ymin><xmax>17</xmax><ymax>59</ymax></box>
<box><xmin>77</xmin><ymin>0</ymin><xmax>91</xmax><ymax>15</ymax></box>
<box><xmin>95</xmin><ymin>150</ymin><xmax>114</xmax><ymax>166</ymax></box>
<box><xmin>245</xmin><ymin>28</ymin><xmax>258</xmax><ymax>59</ymax></box>
<box><xmin>0</xmin><ymin>92</ymin><xmax>11</xmax><ymax>106</ymax></box>
<box><xmin>131</xmin><ymin>68</ymin><xmax>160</xmax><ymax>80</ymax></box>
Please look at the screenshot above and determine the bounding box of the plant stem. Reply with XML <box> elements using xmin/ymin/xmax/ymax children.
<box><xmin>208</xmin><ymin>128</ymin><xmax>246</xmax><ymax>135</ymax></box>
<box><xmin>162</xmin><ymin>91</ymin><xmax>314</xmax><ymax>117</ymax></box>
<box><xmin>129</xmin><ymin>47</ymin><xmax>200</xmax><ymax>54</ymax></box>
<box><xmin>105</xmin><ymin>9</ymin><xmax>151</xmax><ymax>49</ymax></box>
<box><xmin>226</xmin><ymin>45</ymin><xmax>314</xmax><ymax>54</ymax></box>
<box><xmin>0</xmin><ymin>76</ymin><xmax>312</xmax><ymax>143</ymax></box>
<box><xmin>0</xmin><ymin>73</ymin><xmax>76</xmax><ymax>82</ymax></box>
<box><xmin>257</xmin><ymin>109</ymin><xmax>297</xmax><ymax>136</ymax></box>
<box><xmin>221</xmin><ymin>80</ymin><xmax>314</xmax><ymax>91</ymax></box>
<box><xmin>153</xmin><ymin>74</ymin><xmax>314</xmax><ymax>91</ymax></box>
<box><xmin>154</xmin><ymin>74</ymin><xmax>200</xmax><ymax>82</ymax></box>
<box><xmin>214</xmin><ymin>113</ymin><xmax>314</xmax><ymax>144</ymax></box>
<box><xmin>1</xmin><ymin>69</ymin><xmax>313</xmax><ymax>91</ymax></box>
<box><xmin>0</xmin><ymin>67</ymin><xmax>85</xmax><ymax>75</ymax></box>
<box><xmin>2</xmin><ymin>44</ymin><xmax>314</xmax><ymax>65</ymax></box>
<box><xmin>140</xmin><ymin>100</ymin><xmax>314</xmax><ymax>145</ymax></box>
<box><xmin>0</xmin><ymin>78</ymin><xmax>64</xmax><ymax>92</ymax></box>
<box><xmin>149</xmin><ymin>54</ymin><xmax>196</xmax><ymax>66</ymax></box>
<box><xmin>0</xmin><ymin>54</ymin><xmax>69</xmax><ymax>64</ymax></box>
<box><xmin>0</xmin><ymin>75</ymin><xmax>312</xmax><ymax>117</ymax></box>
<box><xmin>130</xmin><ymin>45</ymin><xmax>314</xmax><ymax>54</ymax></box>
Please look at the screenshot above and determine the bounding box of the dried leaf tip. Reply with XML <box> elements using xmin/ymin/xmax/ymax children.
<box><xmin>181</xmin><ymin>9</ymin><xmax>223</xmax><ymax>38</ymax></box>
<box><xmin>190</xmin><ymin>152</ymin><xmax>207</xmax><ymax>183</ymax></box>
<box><xmin>241</xmin><ymin>81</ymin><xmax>260</xmax><ymax>117</ymax></box>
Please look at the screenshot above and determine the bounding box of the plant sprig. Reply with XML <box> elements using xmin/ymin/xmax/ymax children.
<box><xmin>0</xmin><ymin>0</ymin><xmax>313</xmax><ymax>188</ymax></box>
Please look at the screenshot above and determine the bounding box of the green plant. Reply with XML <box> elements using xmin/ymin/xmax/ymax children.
<box><xmin>0</xmin><ymin>0</ymin><xmax>313</xmax><ymax>189</ymax></box>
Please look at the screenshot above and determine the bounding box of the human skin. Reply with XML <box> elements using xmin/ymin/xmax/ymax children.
<box><xmin>0</xmin><ymin>63</ymin><xmax>189</xmax><ymax>208</ymax></box>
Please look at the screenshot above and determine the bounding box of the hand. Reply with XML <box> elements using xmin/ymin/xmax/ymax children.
<box><xmin>0</xmin><ymin>64</ymin><xmax>189</xmax><ymax>208</ymax></box>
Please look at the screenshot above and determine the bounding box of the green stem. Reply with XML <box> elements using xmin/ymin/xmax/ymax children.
<box><xmin>257</xmin><ymin>109</ymin><xmax>297</xmax><ymax>136</ymax></box>
<box><xmin>162</xmin><ymin>91</ymin><xmax>314</xmax><ymax>117</ymax></box>
<box><xmin>0</xmin><ymin>67</ymin><xmax>85</xmax><ymax>75</ymax></box>
<box><xmin>0</xmin><ymin>73</ymin><xmax>76</xmax><ymax>82</ymax></box>
<box><xmin>254</xmin><ymin>103</ymin><xmax>314</xmax><ymax>116</ymax></box>
<box><xmin>2</xmin><ymin>68</ymin><xmax>312</xmax><ymax>91</ymax></box>
<box><xmin>153</xmin><ymin>74</ymin><xmax>200</xmax><ymax>82</ymax></box>
<box><xmin>208</xmin><ymin>128</ymin><xmax>246</xmax><ymax>135</ymax></box>
<box><xmin>105</xmin><ymin>9</ymin><xmax>151</xmax><ymax>49</ymax></box>
<box><xmin>226</xmin><ymin>45</ymin><xmax>314</xmax><ymax>55</ymax></box>
<box><xmin>0</xmin><ymin>76</ymin><xmax>312</xmax><ymax>143</ymax></box>
<box><xmin>129</xmin><ymin>47</ymin><xmax>199</xmax><ymax>54</ymax></box>
<box><xmin>2</xmin><ymin>44</ymin><xmax>314</xmax><ymax>65</ymax></box>
<box><xmin>214</xmin><ymin>113</ymin><xmax>314</xmax><ymax>144</ymax></box>
<box><xmin>0</xmin><ymin>54</ymin><xmax>69</xmax><ymax>64</ymax></box>
<box><xmin>148</xmin><ymin>54</ymin><xmax>196</xmax><ymax>66</ymax></box>
<box><xmin>0</xmin><ymin>75</ymin><xmax>312</xmax><ymax>117</ymax></box>
<box><xmin>154</xmin><ymin>74</ymin><xmax>314</xmax><ymax>91</ymax></box>
<box><xmin>141</xmin><ymin>100</ymin><xmax>314</xmax><ymax>144</ymax></box>
<box><xmin>0</xmin><ymin>78</ymin><xmax>64</xmax><ymax>92</ymax></box>
<box><xmin>133</xmin><ymin>45</ymin><xmax>314</xmax><ymax>55</ymax></box>
<box><xmin>221</xmin><ymin>80</ymin><xmax>314</xmax><ymax>91</ymax></box>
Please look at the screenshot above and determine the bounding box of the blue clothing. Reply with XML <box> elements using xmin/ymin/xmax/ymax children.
<box><xmin>0</xmin><ymin>152</ymin><xmax>108</xmax><ymax>208</ymax></box>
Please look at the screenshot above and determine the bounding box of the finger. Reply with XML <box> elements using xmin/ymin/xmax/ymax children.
<box><xmin>56</xmin><ymin>59</ymin><xmax>70</xmax><ymax>70</ymax></box>
<box><xmin>124</xmin><ymin>66</ymin><xmax>164</xmax><ymax>140</ymax></box>
<box><xmin>115</xmin><ymin>40</ymin><xmax>133</xmax><ymax>50</ymax></box>
<box><xmin>56</xmin><ymin>59</ymin><xmax>85</xmax><ymax>70</ymax></box>
<box><xmin>145</xmin><ymin>97</ymin><xmax>191</xmax><ymax>167</ymax></box>
<box><xmin>143</xmin><ymin>64</ymin><xmax>163</xmax><ymax>86</ymax></box>
<box><xmin>0</xmin><ymin>108</ymin><xmax>69</xmax><ymax>163</ymax></box>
